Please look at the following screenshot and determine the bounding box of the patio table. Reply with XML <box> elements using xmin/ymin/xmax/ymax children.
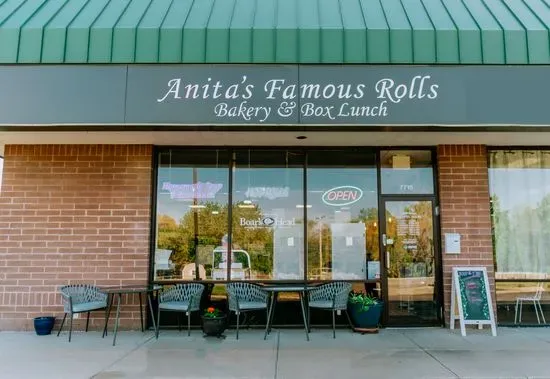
<box><xmin>261</xmin><ymin>284</ymin><xmax>318</xmax><ymax>341</ymax></box>
<box><xmin>101</xmin><ymin>284</ymin><xmax>161</xmax><ymax>346</ymax></box>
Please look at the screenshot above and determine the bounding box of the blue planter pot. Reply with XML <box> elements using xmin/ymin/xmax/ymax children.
<box><xmin>34</xmin><ymin>316</ymin><xmax>55</xmax><ymax>336</ymax></box>
<box><xmin>347</xmin><ymin>302</ymin><xmax>383</xmax><ymax>329</ymax></box>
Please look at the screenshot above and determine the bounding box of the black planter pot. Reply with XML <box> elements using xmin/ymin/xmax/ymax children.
<box><xmin>201</xmin><ymin>315</ymin><xmax>227</xmax><ymax>337</ymax></box>
<box><xmin>34</xmin><ymin>316</ymin><xmax>55</xmax><ymax>336</ymax></box>
<box><xmin>347</xmin><ymin>302</ymin><xmax>383</xmax><ymax>329</ymax></box>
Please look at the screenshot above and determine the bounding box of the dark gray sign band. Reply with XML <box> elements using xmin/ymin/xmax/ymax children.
<box><xmin>0</xmin><ymin>65</ymin><xmax>548</xmax><ymax>126</ymax></box>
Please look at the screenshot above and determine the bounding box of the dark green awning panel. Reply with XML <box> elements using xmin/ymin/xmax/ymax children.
<box><xmin>1</xmin><ymin>0</ymin><xmax>549</xmax><ymax>64</ymax></box>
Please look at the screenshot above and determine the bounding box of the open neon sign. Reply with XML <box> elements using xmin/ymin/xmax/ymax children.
<box><xmin>322</xmin><ymin>186</ymin><xmax>363</xmax><ymax>206</ymax></box>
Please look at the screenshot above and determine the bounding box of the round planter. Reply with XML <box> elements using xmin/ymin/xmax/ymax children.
<box><xmin>201</xmin><ymin>315</ymin><xmax>227</xmax><ymax>337</ymax></box>
<box><xmin>34</xmin><ymin>316</ymin><xmax>55</xmax><ymax>336</ymax></box>
<box><xmin>347</xmin><ymin>302</ymin><xmax>383</xmax><ymax>329</ymax></box>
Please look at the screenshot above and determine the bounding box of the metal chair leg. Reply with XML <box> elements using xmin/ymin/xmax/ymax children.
<box><xmin>537</xmin><ymin>301</ymin><xmax>546</xmax><ymax>324</ymax></box>
<box><xmin>332</xmin><ymin>310</ymin><xmax>336</xmax><ymax>339</ymax></box>
<box><xmin>264</xmin><ymin>308</ymin><xmax>269</xmax><ymax>340</ymax></box>
<box><xmin>519</xmin><ymin>299</ymin><xmax>523</xmax><ymax>323</ymax></box>
<box><xmin>534</xmin><ymin>300</ymin><xmax>541</xmax><ymax>324</ymax></box>
<box><xmin>268</xmin><ymin>293</ymin><xmax>277</xmax><ymax>334</ymax></box>
<box><xmin>298</xmin><ymin>292</ymin><xmax>309</xmax><ymax>341</ymax></box>
<box><xmin>147</xmin><ymin>293</ymin><xmax>157</xmax><ymax>334</ymax></box>
<box><xmin>57</xmin><ymin>313</ymin><xmax>67</xmax><ymax>337</ymax></box>
<box><xmin>156</xmin><ymin>307</ymin><xmax>161</xmax><ymax>339</ymax></box>
<box><xmin>236</xmin><ymin>311</ymin><xmax>240</xmax><ymax>340</ymax></box>
<box><xmin>86</xmin><ymin>312</ymin><xmax>90</xmax><ymax>332</ymax></box>
<box><xmin>103</xmin><ymin>294</ymin><xmax>114</xmax><ymax>338</ymax></box>
<box><xmin>344</xmin><ymin>310</ymin><xmax>354</xmax><ymax>330</ymax></box>
<box><xmin>103</xmin><ymin>306</ymin><xmax>108</xmax><ymax>338</ymax></box>
<box><xmin>514</xmin><ymin>299</ymin><xmax>520</xmax><ymax>324</ymax></box>
<box><xmin>308</xmin><ymin>307</ymin><xmax>311</xmax><ymax>333</ymax></box>
<box><xmin>187</xmin><ymin>312</ymin><xmax>191</xmax><ymax>337</ymax></box>
<box><xmin>68</xmin><ymin>313</ymin><xmax>73</xmax><ymax>342</ymax></box>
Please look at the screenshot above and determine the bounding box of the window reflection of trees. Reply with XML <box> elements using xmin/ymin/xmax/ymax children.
<box><xmin>386</xmin><ymin>202</ymin><xmax>433</xmax><ymax>279</ymax></box>
<box><xmin>157</xmin><ymin>202</ymin><xmax>277</xmax><ymax>279</ymax></box>
<box><xmin>490</xmin><ymin>150</ymin><xmax>550</xmax><ymax>277</ymax></box>
<box><xmin>353</xmin><ymin>207</ymin><xmax>380</xmax><ymax>259</ymax></box>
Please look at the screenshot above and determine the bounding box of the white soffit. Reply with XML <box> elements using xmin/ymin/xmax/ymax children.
<box><xmin>1</xmin><ymin>131</ymin><xmax>550</xmax><ymax>146</ymax></box>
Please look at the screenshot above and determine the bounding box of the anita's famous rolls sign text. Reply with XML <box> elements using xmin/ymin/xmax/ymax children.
<box><xmin>156</xmin><ymin>74</ymin><xmax>439</xmax><ymax>123</ymax></box>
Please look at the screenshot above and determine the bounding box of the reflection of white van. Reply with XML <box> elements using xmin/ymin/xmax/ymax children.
<box><xmin>212</xmin><ymin>247</ymin><xmax>252</xmax><ymax>280</ymax></box>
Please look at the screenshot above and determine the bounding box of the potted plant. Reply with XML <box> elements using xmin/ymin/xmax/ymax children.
<box><xmin>201</xmin><ymin>306</ymin><xmax>227</xmax><ymax>338</ymax></box>
<box><xmin>347</xmin><ymin>291</ymin><xmax>383</xmax><ymax>332</ymax></box>
<box><xmin>33</xmin><ymin>316</ymin><xmax>56</xmax><ymax>336</ymax></box>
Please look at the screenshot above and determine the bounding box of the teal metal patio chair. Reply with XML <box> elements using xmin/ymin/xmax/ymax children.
<box><xmin>57</xmin><ymin>284</ymin><xmax>108</xmax><ymax>342</ymax></box>
<box><xmin>226</xmin><ymin>282</ymin><xmax>268</xmax><ymax>339</ymax></box>
<box><xmin>156</xmin><ymin>283</ymin><xmax>205</xmax><ymax>338</ymax></box>
<box><xmin>307</xmin><ymin>282</ymin><xmax>353</xmax><ymax>338</ymax></box>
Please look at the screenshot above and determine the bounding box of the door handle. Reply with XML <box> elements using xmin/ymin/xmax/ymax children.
<box><xmin>383</xmin><ymin>233</ymin><xmax>390</xmax><ymax>269</ymax></box>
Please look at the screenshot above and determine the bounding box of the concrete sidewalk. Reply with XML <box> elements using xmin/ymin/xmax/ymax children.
<box><xmin>1</xmin><ymin>327</ymin><xmax>550</xmax><ymax>379</ymax></box>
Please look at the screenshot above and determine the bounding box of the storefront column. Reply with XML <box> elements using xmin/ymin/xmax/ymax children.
<box><xmin>0</xmin><ymin>145</ymin><xmax>153</xmax><ymax>331</ymax></box>
<box><xmin>437</xmin><ymin>145</ymin><xmax>496</xmax><ymax>325</ymax></box>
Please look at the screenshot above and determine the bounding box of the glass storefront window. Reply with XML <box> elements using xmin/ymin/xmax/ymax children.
<box><xmin>153</xmin><ymin>148</ymin><xmax>381</xmax><ymax>283</ymax></box>
<box><xmin>489</xmin><ymin>150</ymin><xmax>550</xmax><ymax>325</ymax></box>
<box><xmin>231</xmin><ymin>150</ymin><xmax>305</xmax><ymax>281</ymax></box>
<box><xmin>307</xmin><ymin>150</ymin><xmax>378</xmax><ymax>281</ymax></box>
<box><xmin>155</xmin><ymin>149</ymin><xmax>230</xmax><ymax>281</ymax></box>
<box><xmin>489</xmin><ymin>150</ymin><xmax>550</xmax><ymax>277</ymax></box>
<box><xmin>380</xmin><ymin>150</ymin><xmax>434</xmax><ymax>194</ymax></box>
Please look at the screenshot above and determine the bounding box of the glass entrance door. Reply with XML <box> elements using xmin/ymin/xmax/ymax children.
<box><xmin>382</xmin><ymin>200</ymin><xmax>440</xmax><ymax>326</ymax></box>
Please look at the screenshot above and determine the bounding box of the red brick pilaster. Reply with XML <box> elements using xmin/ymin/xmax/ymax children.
<box><xmin>437</xmin><ymin>145</ymin><xmax>496</xmax><ymax>325</ymax></box>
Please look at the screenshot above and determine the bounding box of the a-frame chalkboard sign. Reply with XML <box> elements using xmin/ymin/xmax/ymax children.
<box><xmin>450</xmin><ymin>267</ymin><xmax>497</xmax><ymax>336</ymax></box>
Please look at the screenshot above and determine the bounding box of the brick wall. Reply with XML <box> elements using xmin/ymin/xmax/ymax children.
<box><xmin>437</xmin><ymin>145</ymin><xmax>496</xmax><ymax>325</ymax></box>
<box><xmin>0</xmin><ymin>145</ymin><xmax>153</xmax><ymax>331</ymax></box>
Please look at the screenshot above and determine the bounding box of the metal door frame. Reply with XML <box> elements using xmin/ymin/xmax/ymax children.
<box><xmin>378</xmin><ymin>196</ymin><xmax>443</xmax><ymax>326</ymax></box>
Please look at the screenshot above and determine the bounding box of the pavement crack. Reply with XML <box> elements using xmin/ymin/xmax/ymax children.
<box><xmin>403</xmin><ymin>332</ymin><xmax>460</xmax><ymax>379</ymax></box>
<box><xmin>89</xmin><ymin>334</ymin><xmax>155</xmax><ymax>379</ymax></box>
<box><xmin>514</xmin><ymin>326</ymin><xmax>550</xmax><ymax>345</ymax></box>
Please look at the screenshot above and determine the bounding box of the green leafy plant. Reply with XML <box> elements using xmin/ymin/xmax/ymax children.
<box><xmin>203</xmin><ymin>306</ymin><xmax>223</xmax><ymax>318</ymax></box>
<box><xmin>348</xmin><ymin>291</ymin><xmax>380</xmax><ymax>312</ymax></box>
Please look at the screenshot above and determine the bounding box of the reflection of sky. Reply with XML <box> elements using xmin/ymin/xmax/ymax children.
<box><xmin>157</xmin><ymin>167</ymin><xmax>379</xmax><ymax>222</ymax></box>
<box><xmin>489</xmin><ymin>169</ymin><xmax>550</xmax><ymax>211</ymax></box>
<box><xmin>386</xmin><ymin>201</ymin><xmax>425</xmax><ymax>218</ymax></box>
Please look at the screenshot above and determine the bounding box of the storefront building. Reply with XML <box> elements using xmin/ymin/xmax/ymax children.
<box><xmin>1</xmin><ymin>0</ymin><xmax>549</xmax><ymax>331</ymax></box>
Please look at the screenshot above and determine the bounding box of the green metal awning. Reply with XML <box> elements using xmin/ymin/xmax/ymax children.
<box><xmin>0</xmin><ymin>0</ymin><xmax>549</xmax><ymax>64</ymax></box>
